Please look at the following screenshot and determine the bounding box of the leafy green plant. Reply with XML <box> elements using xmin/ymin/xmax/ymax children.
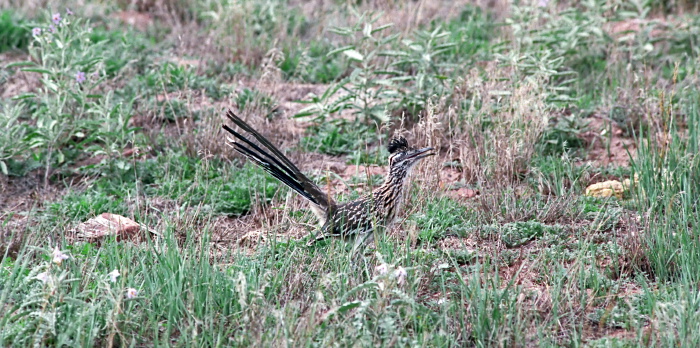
<box><xmin>441</xmin><ymin>5</ymin><xmax>494</xmax><ymax>64</ymax></box>
<box><xmin>5</xmin><ymin>10</ymin><xmax>136</xmax><ymax>180</ymax></box>
<box><xmin>494</xmin><ymin>221</ymin><xmax>565</xmax><ymax>248</ymax></box>
<box><xmin>391</xmin><ymin>26</ymin><xmax>455</xmax><ymax>116</ymax></box>
<box><xmin>295</xmin><ymin>11</ymin><xmax>402</xmax><ymax>125</ymax></box>
<box><xmin>235</xmin><ymin>88</ymin><xmax>277</xmax><ymax>115</ymax></box>
<box><xmin>409</xmin><ymin>196</ymin><xmax>468</xmax><ymax>243</ymax></box>
<box><xmin>0</xmin><ymin>104</ymin><xmax>28</xmax><ymax>175</ymax></box>
<box><xmin>499</xmin><ymin>0</ymin><xmax>613</xmax><ymax>106</ymax></box>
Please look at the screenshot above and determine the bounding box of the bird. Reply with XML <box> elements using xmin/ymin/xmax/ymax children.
<box><xmin>221</xmin><ymin>110</ymin><xmax>435</xmax><ymax>247</ymax></box>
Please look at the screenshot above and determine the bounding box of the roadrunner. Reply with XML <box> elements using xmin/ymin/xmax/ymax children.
<box><xmin>222</xmin><ymin>110</ymin><xmax>434</xmax><ymax>246</ymax></box>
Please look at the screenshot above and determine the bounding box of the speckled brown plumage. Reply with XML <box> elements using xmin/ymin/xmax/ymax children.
<box><xmin>222</xmin><ymin>110</ymin><xmax>434</xmax><ymax>246</ymax></box>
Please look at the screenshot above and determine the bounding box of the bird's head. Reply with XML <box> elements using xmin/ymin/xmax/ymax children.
<box><xmin>387</xmin><ymin>136</ymin><xmax>435</xmax><ymax>176</ymax></box>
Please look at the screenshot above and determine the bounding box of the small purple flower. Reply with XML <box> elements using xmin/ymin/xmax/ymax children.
<box><xmin>52</xmin><ymin>13</ymin><xmax>62</xmax><ymax>25</ymax></box>
<box><xmin>66</xmin><ymin>8</ymin><xmax>74</xmax><ymax>16</ymax></box>
<box><xmin>126</xmin><ymin>288</ymin><xmax>139</xmax><ymax>299</ymax></box>
<box><xmin>32</xmin><ymin>27</ymin><xmax>42</xmax><ymax>37</ymax></box>
<box><xmin>49</xmin><ymin>24</ymin><xmax>56</xmax><ymax>33</ymax></box>
<box><xmin>75</xmin><ymin>71</ymin><xmax>86</xmax><ymax>83</ymax></box>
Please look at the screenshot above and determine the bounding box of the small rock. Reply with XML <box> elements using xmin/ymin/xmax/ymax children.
<box><xmin>74</xmin><ymin>213</ymin><xmax>143</xmax><ymax>242</ymax></box>
<box><xmin>585</xmin><ymin>174</ymin><xmax>638</xmax><ymax>199</ymax></box>
<box><xmin>122</xmin><ymin>147</ymin><xmax>147</xmax><ymax>158</ymax></box>
<box><xmin>238</xmin><ymin>230</ymin><xmax>267</xmax><ymax>247</ymax></box>
<box><xmin>585</xmin><ymin>180</ymin><xmax>627</xmax><ymax>199</ymax></box>
<box><xmin>449</xmin><ymin>187</ymin><xmax>479</xmax><ymax>199</ymax></box>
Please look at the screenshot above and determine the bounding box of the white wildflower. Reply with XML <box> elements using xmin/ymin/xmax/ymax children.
<box><xmin>108</xmin><ymin>269</ymin><xmax>120</xmax><ymax>283</ymax></box>
<box><xmin>35</xmin><ymin>271</ymin><xmax>51</xmax><ymax>283</ymax></box>
<box><xmin>394</xmin><ymin>267</ymin><xmax>407</xmax><ymax>285</ymax></box>
<box><xmin>52</xmin><ymin>246</ymin><xmax>69</xmax><ymax>265</ymax></box>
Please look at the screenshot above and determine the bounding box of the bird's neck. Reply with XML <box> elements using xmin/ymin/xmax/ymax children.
<box><xmin>369</xmin><ymin>171</ymin><xmax>407</xmax><ymax>224</ymax></box>
<box><xmin>373</xmin><ymin>171</ymin><xmax>406</xmax><ymax>203</ymax></box>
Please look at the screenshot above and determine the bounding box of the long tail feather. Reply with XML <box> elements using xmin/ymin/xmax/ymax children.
<box><xmin>222</xmin><ymin>110</ymin><xmax>333</xmax><ymax>212</ymax></box>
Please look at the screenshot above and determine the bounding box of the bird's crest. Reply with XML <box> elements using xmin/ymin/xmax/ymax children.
<box><xmin>388</xmin><ymin>136</ymin><xmax>409</xmax><ymax>154</ymax></box>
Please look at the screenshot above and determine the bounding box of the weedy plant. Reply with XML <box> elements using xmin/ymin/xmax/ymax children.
<box><xmin>0</xmin><ymin>105</ymin><xmax>29</xmax><ymax>175</ymax></box>
<box><xmin>390</xmin><ymin>26</ymin><xmax>456</xmax><ymax>117</ymax></box>
<box><xmin>5</xmin><ymin>10</ymin><xmax>136</xmax><ymax>179</ymax></box>
<box><xmin>295</xmin><ymin>11</ymin><xmax>402</xmax><ymax>125</ymax></box>
<box><xmin>496</xmin><ymin>1</ymin><xmax>586</xmax><ymax>106</ymax></box>
<box><xmin>296</xmin><ymin>11</ymin><xmax>460</xmax><ymax>126</ymax></box>
<box><xmin>0</xmin><ymin>245</ymin><xmax>141</xmax><ymax>346</ymax></box>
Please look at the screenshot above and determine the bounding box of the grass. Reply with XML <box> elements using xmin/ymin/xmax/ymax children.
<box><xmin>0</xmin><ymin>10</ymin><xmax>30</xmax><ymax>53</ymax></box>
<box><xmin>2</xmin><ymin>1</ymin><xmax>700</xmax><ymax>346</ymax></box>
<box><xmin>49</xmin><ymin>153</ymin><xmax>283</xmax><ymax>222</ymax></box>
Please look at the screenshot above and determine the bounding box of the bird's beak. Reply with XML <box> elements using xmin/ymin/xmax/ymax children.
<box><xmin>410</xmin><ymin>147</ymin><xmax>435</xmax><ymax>161</ymax></box>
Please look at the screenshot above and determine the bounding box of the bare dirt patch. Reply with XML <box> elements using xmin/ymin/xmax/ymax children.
<box><xmin>0</xmin><ymin>53</ymin><xmax>40</xmax><ymax>99</ymax></box>
<box><xmin>580</xmin><ymin>115</ymin><xmax>637</xmax><ymax>168</ymax></box>
<box><xmin>0</xmin><ymin>173</ymin><xmax>65</xmax><ymax>259</ymax></box>
<box><xmin>111</xmin><ymin>10</ymin><xmax>154</xmax><ymax>31</ymax></box>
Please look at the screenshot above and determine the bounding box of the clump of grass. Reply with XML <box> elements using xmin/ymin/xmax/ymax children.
<box><xmin>632</xmin><ymin>88</ymin><xmax>700</xmax><ymax>282</ymax></box>
<box><xmin>409</xmin><ymin>196</ymin><xmax>469</xmax><ymax>243</ymax></box>
<box><xmin>0</xmin><ymin>10</ymin><xmax>30</xmax><ymax>53</ymax></box>
<box><xmin>450</xmin><ymin>70</ymin><xmax>550</xmax><ymax>184</ymax></box>
<box><xmin>279</xmin><ymin>40</ymin><xmax>344</xmax><ymax>83</ymax></box>
<box><xmin>234</xmin><ymin>88</ymin><xmax>277</xmax><ymax>115</ymax></box>
<box><xmin>50</xmin><ymin>153</ymin><xmax>282</xmax><ymax>222</ymax></box>
<box><xmin>300</xmin><ymin>122</ymin><xmax>377</xmax><ymax>156</ymax></box>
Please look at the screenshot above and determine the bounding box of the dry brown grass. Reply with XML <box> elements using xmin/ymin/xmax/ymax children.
<box><xmin>441</xmin><ymin>63</ymin><xmax>549</xmax><ymax>186</ymax></box>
